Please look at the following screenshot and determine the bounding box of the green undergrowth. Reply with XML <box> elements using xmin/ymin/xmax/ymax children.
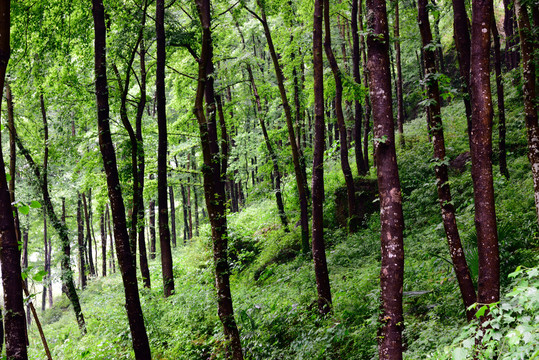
<box><xmin>27</xmin><ymin>87</ymin><xmax>538</xmax><ymax>359</ymax></box>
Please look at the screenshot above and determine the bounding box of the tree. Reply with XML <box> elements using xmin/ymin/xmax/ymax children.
<box><xmin>366</xmin><ymin>0</ymin><xmax>405</xmax><ymax>356</ymax></box>
<box><xmin>194</xmin><ymin>0</ymin><xmax>244</xmax><ymax>357</ymax></box>
<box><xmin>156</xmin><ymin>0</ymin><xmax>175</xmax><ymax>297</ymax></box>
<box><xmin>91</xmin><ymin>0</ymin><xmax>151</xmax><ymax>357</ymax></box>
<box><xmin>469</xmin><ymin>0</ymin><xmax>500</xmax><ymax>314</ymax></box>
<box><xmin>393</xmin><ymin>0</ymin><xmax>405</xmax><ymax>147</ymax></box>
<box><xmin>417</xmin><ymin>0</ymin><xmax>477</xmax><ymax>321</ymax></box>
<box><xmin>0</xmin><ymin>0</ymin><xmax>28</xmax><ymax>357</ymax></box>
<box><xmin>312</xmin><ymin>0</ymin><xmax>332</xmax><ymax>315</ymax></box>
<box><xmin>514</xmin><ymin>0</ymin><xmax>539</xmax><ymax>226</ymax></box>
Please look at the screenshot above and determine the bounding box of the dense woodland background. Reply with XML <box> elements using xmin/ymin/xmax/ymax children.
<box><xmin>0</xmin><ymin>0</ymin><xmax>537</xmax><ymax>359</ymax></box>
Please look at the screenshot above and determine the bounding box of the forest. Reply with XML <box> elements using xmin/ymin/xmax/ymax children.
<box><xmin>0</xmin><ymin>0</ymin><xmax>537</xmax><ymax>358</ymax></box>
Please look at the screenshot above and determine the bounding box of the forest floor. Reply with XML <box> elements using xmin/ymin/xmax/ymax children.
<box><xmin>27</xmin><ymin>83</ymin><xmax>539</xmax><ymax>359</ymax></box>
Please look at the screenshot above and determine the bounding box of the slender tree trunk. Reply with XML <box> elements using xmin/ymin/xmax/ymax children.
<box><xmin>470</xmin><ymin>0</ymin><xmax>500</xmax><ymax>313</ymax></box>
<box><xmin>0</xmin><ymin>18</ymin><xmax>27</xmax><ymax>356</ymax></box>
<box><xmin>491</xmin><ymin>11</ymin><xmax>509</xmax><ymax>178</ymax></box>
<box><xmin>186</xmin><ymin>158</ymin><xmax>193</xmax><ymax>240</ymax></box>
<box><xmin>169</xmin><ymin>185</ymin><xmax>177</xmax><ymax>247</ymax></box>
<box><xmin>77</xmin><ymin>193</ymin><xmax>87</xmax><ymax>288</ymax></box>
<box><xmin>503</xmin><ymin>0</ymin><xmax>519</xmax><ymax>70</ymax></box>
<box><xmin>418</xmin><ymin>0</ymin><xmax>477</xmax><ymax>321</ymax></box>
<box><xmin>106</xmin><ymin>204</ymin><xmax>115</xmax><ymax>273</ymax></box>
<box><xmin>359</xmin><ymin>0</ymin><xmax>371</xmax><ymax>172</ymax></box>
<box><xmin>92</xmin><ymin>1</ymin><xmax>152</xmax><ymax>357</ymax></box>
<box><xmin>248</xmin><ymin>3</ymin><xmax>310</xmax><ymax>254</ymax></box>
<box><xmin>180</xmin><ymin>185</ymin><xmax>189</xmax><ymax>243</ymax></box>
<box><xmin>366</xmin><ymin>0</ymin><xmax>405</xmax><ymax>356</ymax></box>
<box><xmin>246</xmin><ymin>64</ymin><xmax>289</xmax><ymax>230</ymax></box>
<box><xmin>149</xmin><ymin>199</ymin><xmax>156</xmax><ymax>259</ymax></box>
<box><xmin>194</xmin><ymin>0</ymin><xmax>244</xmax><ymax>357</ymax></box>
<box><xmin>324</xmin><ymin>0</ymin><xmax>359</xmax><ymax>233</ymax></box>
<box><xmin>42</xmin><ymin>209</ymin><xmax>48</xmax><ymax>311</ymax></box>
<box><xmin>515</xmin><ymin>0</ymin><xmax>539</xmax><ymax>226</ymax></box>
<box><xmin>451</xmin><ymin>0</ymin><xmax>473</xmax><ymax>138</ymax></box>
<box><xmin>82</xmin><ymin>192</ymin><xmax>96</xmax><ymax>276</ymax></box>
<box><xmin>352</xmin><ymin>0</ymin><xmax>367</xmax><ymax>176</ymax></box>
<box><xmin>101</xmin><ymin>212</ymin><xmax>107</xmax><ymax>277</ymax></box>
<box><xmin>312</xmin><ymin>0</ymin><xmax>332</xmax><ymax>315</ymax></box>
<box><xmin>394</xmin><ymin>0</ymin><xmax>405</xmax><ymax>147</ymax></box>
<box><xmin>156</xmin><ymin>0</ymin><xmax>175</xmax><ymax>297</ymax></box>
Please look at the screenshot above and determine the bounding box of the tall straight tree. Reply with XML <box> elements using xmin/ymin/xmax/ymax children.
<box><xmin>312</xmin><ymin>0</ymin><xmax>332</xmax><ymax>315</ymax></box>
<box><xmin>351</xmin><ymin>0</ymin><xmax>367</xmax><ymax>176</ymax></box>
<box><xmin>393</xmin><ymin>0</ymin><xmax>405</xmax><ymax>146</ymax></box>
<box><xmin>156</xmin><ymin>0</ymin><xmax>175</xmax><ymax>297</ymax></box>
<box><xmin>324</xmin><ymin>0</ymin><xmax>359</xmax><ymax>233</ymax></box>
<box><xmin>194</xmin><ymin>0</ymin><xmax>244</xmax><ymax>357</ymax></box>
<box><xmin>91</xmin><ymin>0</ymin><xmax>151</xmax><ymax>358</ymax></box>
<box><xmin>514</xmin><ymin>0</ymin><xmax>539</xmax><ymax>225</ymax></box>
<box><xmin>0</xmin><ymin>0</ymin><xmax>28</xmax><ymax>357</ymax></box>
<box><xmin>417</xmin><ymin>0</ymin><xmax>477</xmax><ymax>321</ymax></box>
<box><xmin>469</xmin><ymin>0</ymin><xmax>499</xmax><ymax>312</ymax></box>
<box><xmin>245</xmin><ymin>2</ymin><xmax>310</xmax><ymax>254</ymax></box>
<box><xmin>366</xmin><ymin>0</ymin><xmax>405</xmax><ymax>356</ymax></box>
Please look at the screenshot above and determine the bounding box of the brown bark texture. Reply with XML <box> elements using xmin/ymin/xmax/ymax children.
<box><xmin>312</xmin><ymin>0</ymin><xmax>332</xmax><ymax>315</ymax></box>
<box><xmin>324</xmin><ymin>0</ymin><xmax>359</xmax><ymax>233</ymax></box>
<box><xmin>515</xmin><ymin>0</ymin><xmax>539</xmax><ymax>226</ymax></box>
<box><xmin>156</xmin><ymin>0</ymin><xmax>175</xmax><ymax>297</ymax></box>
<box><xmin>194</xmin><ymin>0</ymin><xmax>244</xmax><ymax>358</ymax></box>
<box><xmin>470</xmin><ymin>0</ymin><xmax>500</xmax><ymax>309</ymax></box>
<box><xmin>418</xmin><ymin>0</ymin><xmax>477</xmax><ymax>321</ymax></box>
<box><xmin>92</xmin><ymin>1</ymin><xmax>151</xmax><ymax>358</ymax></box>
<box><xmin>394</xmin><ymin>0</ymin><xmax>405</xmax><ymax>147</ymax></box>
<box><xmin>365</xmin><ymin>0</ymin><xmax>405</xmax><ymax>356</ymax></box>
<box><xmin>352</xmin><ymin>0</ymin><xmax>366</xmax><ymax>176</ymax></box>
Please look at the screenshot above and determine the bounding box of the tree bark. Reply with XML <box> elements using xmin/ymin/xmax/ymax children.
<box><xmin>101</xmin><ymin>212</ymin><xmax>107</xmax><ymax>277</ymax></box>
<box><xmin>106</xmin><ymin>204</ymin><xmax>115</xmax><ymax>273</ymax></box>
<box><xmin>194</xmin><ymin>0</ymin><xmax>244</xmax><ymax>357</ymax></box>
<box><xmin>491</xmin><ymin>10</ymin><xmax>509</xmax><ymax>179</ymax></box>
<box><xmin>0</xmin><ymin>0</ymin><xmax>28</xmax><ymax>354</ymax></box>
<box><xmin>352</xmin><ymin>0</ymin><xmax>367</xmax><ymax>176</ymax></box>
<box><xmin>503</xmin><ymin>0</ymin><xmax>519</xmax><ymax>70</ymax></box>
<box><xmin>451</xmin><ymin>0</ymin><xmax>473</xmax><ymax>138</ymax></box>
<box><xmin>149</xmin><ymin>199</ymin><xmax>156</xmax><ymax>259</ymax></box>
<box><xmin>366</xmin><ymin>0</ymin><xmax>405</xmax><ymax>356</ymax></box>
<box><xmin>324</xmin><ymin>0</ymin><xmax>359</xmax><ymax>233</ymax></box>
<box><xmin>156</xmin><ymin>0</ymin><xmax>175</xmax><ymax>297</ymax></box>
<box><xmin>169</xmin><ymin>185</ymin><xmax>177</xmax><ymax>246</ymax></box>
<box><xmin>470</xmin><ymin>0</ymin><xmax>500</xmax><ymax>312</ymax></box>
<box><xmin>394</xmin><ymin>0</ymin><xmax>405</xmax><ymax>147</ymax></box>
<box><xmin>359</xmin><ymin>0</ymin><xmax>371</xmax><ymax>172</ymax></box>
<box><xmin>77</xmin><ymin>193</ymin><xmax>87</xmax><ymax>288</ymax></box>
<box><xmin>312</xmin><ymin>0</ymin><xmax>332</xmax><ymax>315</ymax></box>
<box><xmin>515</xmin><ymin>0</ymin><xmax>539</xmax><ymax>226</ymax></box>
<box><xmin>82</xmin><ymin>192</ymin><xmax>96</xmax><ymax>276</ymax></box>
<box><xmin>418</xmin><ymin>0</ymin><xmax>478</xmax><ymax>321</ymax></box>
<box><xmin>247</xmin><ymin>2</ymin><xmax>310</xmax><ymax>254</ymax></box>
<box><xmin>92</xmin><ymin>1</ymin><xmax>151</xmax><ymax>358</ymax></box>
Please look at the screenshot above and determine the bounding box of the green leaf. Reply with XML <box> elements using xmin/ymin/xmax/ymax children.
<box><xmin>5</xmin><ymin>173</ymin><xmax>11</xmax><ymax>182</ymax></box>
<box><xmin>19</xmin><ymin>205</ymin><xmax>30</xmax><ymax>215</ymax></box>
<box><xmin>476</xmin><ymin>305</ymin><xmax>488</xmax><ymax>318</ymax></box>
<box><xmin>32</xmin><ymin>270</ymin><xmax>48</xmax><ymax>282</ymax></box>
<box><xmin>30</xmin><ymin>200</ymin><xmax>42</xmax><ymax>208</ymax></box>
<box><xmin>453</xmin><ymin>347</ymin><xmax>468</xmax><ymax>360</ymax></box>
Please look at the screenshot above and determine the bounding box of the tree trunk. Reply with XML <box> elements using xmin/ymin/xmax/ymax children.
<box><xmin>0</xmin><ymin>2</ymin><xmax>28</xmax><ymax>354</ymax></box>
<box><xmin>42</xmin><ymin>209</ymin><xmax>48</xmax><ymax>311</ymax></box>
<box><xmin>451</xmin><ymin>0</ymin><xmax>473</xmax><ymax>138</ymax></box>
<box><xmin>365</xmin><ymin>0</ymin><xmax>405</xmax><ymax>356</ymax></box>
<box><xmin>149</xmin><ymin>199</ymin><xmax>156</xmax><ymax>258</ymax></box>
<box><xmin>248</xmin><ymin>3</ymin><xmax>310</xmax><ymax>254</ymax></box>
<box><xmin>245</xmin><ymin>64</ymin><xmax>289</xmax><ymax>230</ymax></box>
<box><xmin>359</xmin><ymin>0</ymin><xmax>371</xmax><ymax>172</ymax></box>
<box><xmin>491</xmin><ymin>10</ymin><xmax>509</xmax><ymax>179</ymax></box>
<box><xmin>156</xmin><ymin>0</ymin><xmax>175</xmax><ymax>297</ymax></box>
<box><xmin>77</xmin><ymin>193</ymin><xmax>87</xmax><ymax>288</ymax></box>
<box><xmin>352</xmin><ymin>0</ymin><xmax>367</xmax><ymax>176</ymax></box>
<box><xmin>92</xmin><ymin>1</ymin><xmax>152</xmax><ymax>357</ymax></box>
<box><xmin>194</xmin><ymin>0</ymin><xmax>244</xmax><ymax>357</ymax></box>
<box><xmin>106</xmin><ymin>204</ymin><xmax>115</xmax><ymax>273</ymax></box>
<box><xmin>503</xmin><ymin>0</ymin><xmax>519</xmax><ymax>70</ymax></box>
<box><xmin>470</xmin><ymin>0</ymin><xmax>500</xmax><ymax>313</ymax></box>
<box><xmin>323</xmin><ymin>0</ymin><xmax>359</xmax><ymax>233</ymax></box>
<box><xmin>418</xmin><ymin>0</ymin><xmax>478</xmax><ymax>321</ymax></box>
<box><xmin>101</xmin><ymin>212</ymin><xmax>107</xmax><ymax>277</ymax></box>
<box><xmin>312</xmin><ymin>0</ymin><xmax>332</xmax><ymax>315</ymax></box>
<box><xmin>394</xmin><ymin>0</ymin><xmax>405</xmax><ymax>147</ymax></box>
<box><xmin>169</xmin><ymin>185</ymin><xmax>177</xmax><ymax>247</ymax></box>
<box><xmin>82</xmin><ymin>192</ymin><xmax>96</xmax><ymax>276</ymax></box>
<box><xmin>515</xmin><ymin>0</ymin><xmax>539</xmax><ymax>226</ymax></box>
